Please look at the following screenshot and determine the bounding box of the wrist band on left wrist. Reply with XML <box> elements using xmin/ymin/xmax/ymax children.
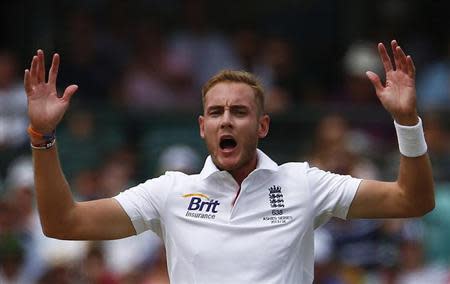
<box><xmin>394</xmin><ymin>117</ymin><xmax>427</xmax><ymax>157</ymax></box>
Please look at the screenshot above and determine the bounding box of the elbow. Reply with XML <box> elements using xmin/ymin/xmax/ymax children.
<box><xmin>42</xmin><ymin>226</ymin><xmax>59</xmax><ymax>239</ymax></box>
<box><xmin>399</xmin><ymin>182</ymin><xmax>435</xmax><ymax>217</ymax></box>
<box><xmin>42</xmin><ymin>228</ymin><xmax>74</xmax><ymax>240</ymax></box>
<box><xmin>421</xmin><ymin>184</ymin><xmax>436</xmax><ymax>215</ymax></box>
<box><xmin>412</xmin><ymin>201</ymin><xmax>435</xmax><ymax>217</ymax></box>
<box><xmin>411</xmin><ymin>192</ymin><xmax>435</xmax><ymax>217</ymax></box>
<box><xmin>41</xmin><ymin>221</ymin><xmax>74</xmax><ymax>240</ymax></box>
<box><xmin>39</xmin><ymin>204</ymin><xmax>79</xmax><ymax>239</ymax></box>
<box><xmin>421</xmin><ymin>197</ymin><xmax>435</xmax><ymax>215</ymax></box>
<box><xmin>42</xmin><ymin>225</ymin><xmax>65</xmax><ymax>239</ymax></box>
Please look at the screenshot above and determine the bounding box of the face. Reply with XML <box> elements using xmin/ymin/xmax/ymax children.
<box><xmin>199</xmin><ymin>82</ymin><xmax>269</xmax><ymax>175</ymax></box>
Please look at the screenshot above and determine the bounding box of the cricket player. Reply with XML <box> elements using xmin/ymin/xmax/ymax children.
<box><xmin>24</xmin><ymin>40</ymin><xmax>434</xmax><ymax>283</ymax></box>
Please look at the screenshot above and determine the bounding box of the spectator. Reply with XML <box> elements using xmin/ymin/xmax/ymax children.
<box><xmin>167</xmin><ymin>0</ymin><xmax>239</xmax><ymax>90</ymax></box>
<box><xmin>337</xmin><ymin>41</ymin><xmax>383</xmax><ymax>104</ymax></box>
<box><xmin>416</xmin><ymin>37</ymin><xmax>450</xmax><ymax>111</ymax></box>
<box><xmin>307</xmin><ymin>113</ymin><xmax>380</xmax><ymax>179</ymax></box>
<box><xmin>119</xmin><ymin>22</ymin><xmax>175</xmax><ymax>112</ymax></box>
<box><xmin>58</xmin><ymin>10</ymin><xmax>121</xmax><ymax>102</ymax></box>
<box><xmin>422</xmin><ymin>112</ymin><xmax>450</xmax><ymax>182</ymax></box>
<box><xmin>80</xmin><ymin>243</ymin><xmax>119</xmax><ymax>284</ymax></box>
<box><xmin>394</xmin><ymin>220</ymin><xmax>449</xmax><ymax>284</ymax></box>
<box><xmin>98</xmin><ymin>148</ymin><xmax>163</xmax><ymax>278</ymax></box>
<box><xmin>422</xmin><ymin>183</ymin><xmax>450</xmax><ymax>266</ymax></box>
<box><xmin>156</xmin><ymin>144</ymin><xmax>201</xmax><ymax>175</ymax></box>
<box><xmin>0</xmin><ymin>50</ymin><xmax>28</xmax><ymax>175</ymax></box>
<box><xmin>0</xmin><ymin>234</ymin><xmax>28</xmax><ymax>284</ymax></box>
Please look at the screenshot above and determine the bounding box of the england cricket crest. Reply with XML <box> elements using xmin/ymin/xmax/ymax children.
<box><xmin>268</xmin><ymin>185</ymin><xmax>284</xmax><ymax>215</ymax></box>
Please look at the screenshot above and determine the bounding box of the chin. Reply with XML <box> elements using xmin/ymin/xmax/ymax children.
<box><xmin>213</xmin><ymin>154</ymin><xmax>240</xmax><ymax>171</ymax></box>
<box><xmin>216</xmin><ymin>159</ymin><xmax>239</xmax><ymax>171</ymax></box>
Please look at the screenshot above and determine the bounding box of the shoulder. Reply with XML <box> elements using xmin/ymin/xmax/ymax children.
<box><xmin>119</xmin><ymin>171</ymin><xmax>201</xmax><ymax>203</ymax></box>
<box><xmin>140</xmin><ymin>171</ymin><xmax>201</xmax><ymax>188</ymax></box>
<box><xmin>278</xmin><ymin>161</ymin><xmax>310</xmax><ymax>173</ymax></box>
<box><xmin>265</xmin><ymin>162</ymin><xmax>310</xmax><ymax>182</ymax></box>
<box><xmin>277</xmin><ymin>162</ymin><xmax>357</xmax><ymax>187</ymax></box>
<box><xmin>163</xmin><ymin>171</ymin><xmax>202</xmax><ymax>183</ymax></box>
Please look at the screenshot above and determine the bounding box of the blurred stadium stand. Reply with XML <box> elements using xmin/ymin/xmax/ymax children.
<box><xmin>1</xmin><ymin>0</ymin><xmax>449</xmax><ymax>283</ymax></box>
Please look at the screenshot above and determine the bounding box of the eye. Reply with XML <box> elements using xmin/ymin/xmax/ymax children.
<box><xmin>208</xmin><ymin>109</ymin><xmax>222</xmax><ymax>117</ymax></box>
<box><xmin>233</xmin><ymin>108</ymin><xmax>248</xmax><ymax>116</ymax></box>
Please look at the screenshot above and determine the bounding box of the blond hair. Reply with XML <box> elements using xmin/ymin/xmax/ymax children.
<box><xmin>201</xmin><ymin>70</ymin><xmax>265</xmax><ymax>115</ymax></box>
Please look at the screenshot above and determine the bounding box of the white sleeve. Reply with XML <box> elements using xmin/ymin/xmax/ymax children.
<box><xmin>114</xmin><ymin>174</ymin><xmax>173</xmax><ymax>234</ymax></box>
<box><xmin>306</xmin><ymin>165</ymin><xmax>362</xmax><ymax>228</ymax></box>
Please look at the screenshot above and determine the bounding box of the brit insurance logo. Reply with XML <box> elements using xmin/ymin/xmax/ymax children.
<box><xmin>183</xmin><ymin>193</ymin><xmax>220</xmax><ymax>220</ymax></box>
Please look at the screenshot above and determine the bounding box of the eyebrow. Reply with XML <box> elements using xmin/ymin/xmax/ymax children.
<box><xmin>206</xmin><ymin>105</ymin><xmax>250</xmax><ymax>112</ymax></box>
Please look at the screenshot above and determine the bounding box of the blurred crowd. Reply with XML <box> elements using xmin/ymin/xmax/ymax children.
<box><xmin>1</xmin><ymin>0</ymin><xmax>449</xmax><ymax>283</ymax></box>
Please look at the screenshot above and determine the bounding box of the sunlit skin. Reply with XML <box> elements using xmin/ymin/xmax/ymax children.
<box><xmin>199</xmin><ymin>82</ymin><xmax>270</xmax><ymax>185</ymax></box>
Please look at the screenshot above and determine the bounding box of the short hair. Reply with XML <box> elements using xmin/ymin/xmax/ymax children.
<box><xmin>201</xmin><ymin>70</ymin><xmax>265</xmax><ymax>115</ymax></box>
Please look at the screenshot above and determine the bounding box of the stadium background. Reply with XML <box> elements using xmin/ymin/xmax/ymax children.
<box><xmin>1</xmin><ymin>0</ymin><xmax>449</xmax><ymax>283</ymax></box>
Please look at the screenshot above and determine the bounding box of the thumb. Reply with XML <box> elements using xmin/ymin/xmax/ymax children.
<box><xmin>366</xmin><ymin>71</ymin><xmax>384</xmax><ymax>96</ymax></box>
<box><xmin>62</xmin><ymin>84</ymin><xmax>78</xmax><ymax>102</ymax></box>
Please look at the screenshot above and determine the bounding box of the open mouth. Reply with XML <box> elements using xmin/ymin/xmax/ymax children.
<box><xmin>219</xmin><ymin>136</ymin><xmax>237</xmax><ymax>150</ymax></box>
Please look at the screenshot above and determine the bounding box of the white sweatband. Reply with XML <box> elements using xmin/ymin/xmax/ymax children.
<box><xmin>394</xmin><ymin>117</ymin><xmax>427</xmax><ymax>157</ymax></box>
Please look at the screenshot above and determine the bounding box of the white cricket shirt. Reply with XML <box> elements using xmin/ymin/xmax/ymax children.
<box><xmin>114</xmin><ymin>149</ymin><xmax>361</xmax><ymax>284</ymax></box>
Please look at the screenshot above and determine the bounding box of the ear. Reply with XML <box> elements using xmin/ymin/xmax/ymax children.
<box><xmin>198</xmin><ymin>115</ymin><xmax>205</xmax><ymax>139</ymax></box>
<box><xmin>257</xmin><ymin>114</ymin><xmax>270</xmax><ymax>139</ymax></box>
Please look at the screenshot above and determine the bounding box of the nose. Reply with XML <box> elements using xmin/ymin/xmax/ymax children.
<box><xmin>220</xmin><ymin>109</ymin><xmax>233</xmax><ymax>129</ymax></box>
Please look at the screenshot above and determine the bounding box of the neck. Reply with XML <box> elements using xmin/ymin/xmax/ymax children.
<box><xmin>229</xmin><ymin>153</ymin><xmax>258</xmax><ymax>186</ymax></box>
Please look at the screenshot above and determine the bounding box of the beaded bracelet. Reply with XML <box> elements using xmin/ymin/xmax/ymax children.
<box><xmin>27</xmin><ymin>126</ymin><xmax>56</xmax><ymax>150</ymax></box>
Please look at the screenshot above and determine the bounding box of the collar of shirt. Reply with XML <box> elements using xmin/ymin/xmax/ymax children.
<box><xmin>198</xmin><ymin>149</ymin><xmax>279</xmax><ymax>180</ymax></box>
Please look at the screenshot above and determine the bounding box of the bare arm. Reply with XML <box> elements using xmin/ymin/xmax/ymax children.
<box><xmin>348</xmin><ymin>40</ymin><xmax>435</xmax><ymax>218</ymax></box>
<box><xmin>25</xmin><ymin>50</ymin><xmax>135</xmax><ymax>240</ymax></box>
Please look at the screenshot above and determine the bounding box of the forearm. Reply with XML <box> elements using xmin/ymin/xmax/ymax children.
<box><xmin>32</xmin><ymin>143</ymin><xmax>77</xmax><ymax>236</ymax></box>
<box><xmin>397</xmin><ymin>154</ymin><xmax>435</xmax><ymax>215</ymax></box>
<box><xmin>394</xmin><ymin>117</ymin><xmax>435</xmax><ymax>215</ymax></box>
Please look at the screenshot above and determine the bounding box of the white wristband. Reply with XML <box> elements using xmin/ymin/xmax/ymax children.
<box><xmin>394</xmin><ymin>117</ymin><xmax>427</xmax><ymax>157</ymax></box>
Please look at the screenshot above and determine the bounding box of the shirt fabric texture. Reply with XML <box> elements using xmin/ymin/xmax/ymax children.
<box><xmin>114</xmin><ymin>149</ymin><xmax>361</xmax><ymax>284</ymax></box>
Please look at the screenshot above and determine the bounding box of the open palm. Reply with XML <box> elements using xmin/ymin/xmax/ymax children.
<box><xmin>366</xmin><ymin>40</ymin><xmax>418</xmax><ymax>125</ymax></box>
<box><xmin>24</xmin><ymin>50</ymin><xmax>78</xmax><ymax>134</ymax></box>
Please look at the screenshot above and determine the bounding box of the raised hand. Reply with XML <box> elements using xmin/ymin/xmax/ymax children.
<box><xmin>366</xmin><ymin>40</ymin><xmax>418</xmax><ymax>125</ymax></box>
<box><xmin>24</xmin><ymin>50</ymin><xmax>78</xmax><ymax>134</ymax></box>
